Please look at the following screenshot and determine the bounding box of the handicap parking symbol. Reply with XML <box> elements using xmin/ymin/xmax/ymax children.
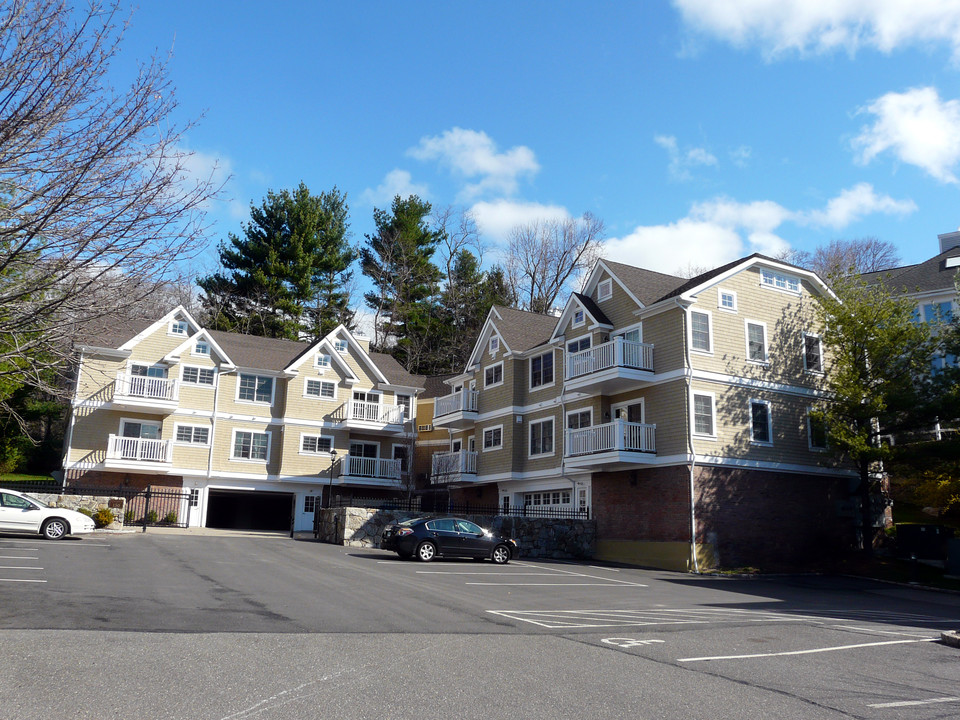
<box><xmin>601</xmin><ymin>637</ymin><xmax>665</xmax><ymax>648</ymax></box>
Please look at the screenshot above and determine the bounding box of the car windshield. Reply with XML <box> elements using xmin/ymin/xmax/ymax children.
<box><xmin>0</xmin><ymin>492</ymin><xmax>43</xmax><ymax>509</ymax></box>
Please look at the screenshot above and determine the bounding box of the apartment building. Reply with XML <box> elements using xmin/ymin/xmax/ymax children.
<box><xmin>63</xmin><ymin>308</ymin><xmax>424</xmax><ymax>531</ymax></box>
<box><xmin>429</xmin><ymin>254</ymin><xmax>857</xmax><ymax>571</ymax></box>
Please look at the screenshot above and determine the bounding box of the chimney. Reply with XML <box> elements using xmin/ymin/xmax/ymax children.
<box><xmin>939</xmin><ymin>230</ymin><xmax>960</xmax><ymax>253</ymax></box>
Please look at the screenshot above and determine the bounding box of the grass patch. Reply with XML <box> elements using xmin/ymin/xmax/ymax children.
<box><xmin>0</xmin><ymin>473</ymin><xmax>57</xmax><ymax>485</ymax></box>
<box><xmin>892</xmin><ymin>501</ymin><xmax>960</xmax><ymax>531</ymax></box>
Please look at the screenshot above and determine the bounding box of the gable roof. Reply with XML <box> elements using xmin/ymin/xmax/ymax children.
<box><xmin>490</xmin><ymin>305</ymin><xmax>558</xmax><ymax>353</ymax></box>
<box><xmin>600</xmin><ymin>260</ymin><xmax>687</xmax><ymax>306</ymax></box>
<box><xmin>369</xmin><ymin>352</ymin><xmax>425</xmax><ymax>389</ymax></box>
<box><xmin>207</xmin><ymin>330</ymin><xmax>307</xmax><ymax>371</ymax></box>
<box><xmin>862</xmin><ymin>246</ymin><xmax>960</xmax><ymax>296</ymax></box>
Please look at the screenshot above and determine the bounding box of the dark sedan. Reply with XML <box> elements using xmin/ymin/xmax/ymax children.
<box><xmin>381</xmin><ymin>517</ymin><xmax>517</xmax><ymax>563</ymax></box>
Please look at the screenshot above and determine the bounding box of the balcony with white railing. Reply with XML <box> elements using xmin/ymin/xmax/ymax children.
<box><xmin>564</xmin><ymin>338</ymin><xmax>654</xmax><ymax>393</ymax></box>
<box><xmin>564</xmin><ymin>420</ymin><xmax>656</xmax><ymax>471</ymax></box>
<box><xmin>430</xmin><ymin>450</ymin><xmax>479</xmax><ymax>484</ymax></box>
<box><xmin>104</xmin><ymin>434</ymin><xmax>173</xmax><ymax>472</ymax></box>
<box><xmin>335</xmin><ymin>454</ymin><xmax>402</xmax><ymax>487</ymax></box>
<box><xmin>339</xmin><ymin>400</ymin><xmax>407</xmax><ymax>433</ymax></box>
<box><xmin>112</xmin><ymin>372</ymin><xmax>180</xmax><ymax>413</ymax></box>
<box><xmin>432</xmin><ymin>389</ymin><xmax>479</xmax><ymax>429</ymax></box>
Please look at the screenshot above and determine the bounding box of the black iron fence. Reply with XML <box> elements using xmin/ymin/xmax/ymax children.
<box><xmin>2</xmin><ymin>481</ymin><xmax>193</xmax><ymax>529</ymax></box>
<box><xmin>329</xmin><ymin>495</ymin><xmax>588</xmax><ymax>520</ymax></box>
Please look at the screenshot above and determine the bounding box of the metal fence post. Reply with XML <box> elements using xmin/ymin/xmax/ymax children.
<box><xmin>142</xmin><ymin>488</ymin><xmax>151</xmax><ymax>532</ymax></box>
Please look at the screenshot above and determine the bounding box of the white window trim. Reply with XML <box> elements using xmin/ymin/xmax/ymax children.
<box><xmin>528</xmin><ymin>417</ymin><xmax>555</xmax><ymax>459</ymax></box>
<box><xmin>749</xmin><ymin>398</ymin><xmax>773</xmax><ymax>446</ymax></box>
<box><xmin>691</xmin><ymin>391</ymin><xmax>717</xmax><ymax>440</ymax></box>
<box><xmin>180</xmin><ymin>364</ymin><xmax>217</xmax><ymax>388</ymax></box>
<box><xmin>482</xmin><ymin>424</ymin><xmax>504</xmax><ymax>452</ymax></box>
<box><xmin>572</xmin><ymin>308</ymin><xmax>586</xmax><ymax>328</ymax></box>
<box><xmin>299</xmin><ymin>433</ymin><xmax>335</xmax><ymax>456</ymax></box>
<box><xmin>193</xmin><ymin>341</ymin><xmax>210</xmax><ymax>356</ymax></box>
<box><xmin>802</xmin><ymin>332</ymin><xmax>824</xmax><ymax>375</ymax></box>
<box><xmin>235</xmin><ymin>373</ymin><xmax>275</xmax><ymax>406</ymax></box>
<box><xmin>173</xmin><ymin>422</ymin><xmax>211</xmax><ymax>446</ymax></box>
<box><xmin>760</xmin><ymin>268</ymin><xmax>801</xmax><ymax>296</ymax></box>
<box><xmin>484</xmin><ymin>361</ymin><xmax>504</xmax><ymax>389</ymax></box>
<box><xmin>529</xmin><ymin>350</ymin><xmax>556</xmax><ymax>392</ymax></box>
<box><xmin>391</xmin><ymin>442</ymin><xmax>410</xmax><ymax>472</ymax></box>
<box><xmin>597</xmin><ymin>278</ymin><xmax>613</xmax><ymax>302</ymax></box>
<box><xmin>303</xmin><ymin>378</ymin><xmax>337</xmax><ymax>401</ymax></box>
<box><xmin>451</xmin><ymin>437</ymin><xmax>463</xmax><ymax>452</ymax></box>
<box><xmin>333</xmin><ymin>339</ymin><xmax>349</xmax><ymax>354</ymax></box>
<box><xmin>806</xmin><ymin>407</ymin><xmax>829</xmax><ymax>452</ymax></box>
<box><xmin>119</xmin><ymin>417</ymin><xmax>162</xmax><ymax>438</ymax></box>
<box><xmin>718</xmin><ymin>288</ymin><xmax>738</xmax><ymax>313</ymax></box>
<box><xmin>303</xmin><ymin>495</ymin><xmax>318</xmax><ymax>514</ymax></box>
<box><xmin>230</xmin><ymin>428</ymin><xmax>272</xmax><ymax>463</ymax></box>
<box><xmin>315</xmin><ymin>353</ymin><xmax>332</xmax><ymax>370</ymax></box>
<box><xmin>611</xmin><ymin>399</ymin><xmax>645</xmax><ymax>424</ymax></box>
<box><xmin>168</xmin><ymin>319</ymin><xmax>189</xmax><ymax>337</ymax></box>
<box><xmin>488</xmin><ymin>335</ymin><xmax>500</xmax><ymax>355</ymax></box>
<box><xmin>567</xmin><ymin>336</ymin><xmax>592</xmax><ymax>354</ymax></box>
<box><xmin>744</xmin><ymin>320</ymin><xmax>769</xmax><ymax>365</ymax></box>
<box><xmin>689</xmin><ymin>309</ymin><xmax>714</xmax><ymax>355</ymax></box>
<box><xmin>348</xmin><ymin>440</ymin><xmax>380</xmax><ymax>459</ymax></box>
<box><xmin>565</xmin><ymin>407</ymin><xmax>593</xmax><ymax>429</ymax></box>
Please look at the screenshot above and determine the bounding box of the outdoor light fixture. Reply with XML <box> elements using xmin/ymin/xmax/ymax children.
<box><xmin>326</xmin><ymin>449</ymin><xmax>338</xmax><ymax>507</ymax></box>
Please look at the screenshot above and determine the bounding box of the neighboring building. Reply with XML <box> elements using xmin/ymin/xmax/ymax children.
<box><xmin>63</xmin><ymin>308</ymin><xmax>424</xmax><ymax>531</ymax></box>
<box><xmin>428</xmin><ymin>254</ymin><xmax>856</xmax><ymax>571</ymax></box>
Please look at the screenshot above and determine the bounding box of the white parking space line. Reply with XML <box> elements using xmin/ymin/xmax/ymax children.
<box><xmin>0</xmin><ymin>578</ymin><xmax>46</xmax><ymax>583</ymax></box>
<box><xmin>487</xmin><ymin>608</ymin><xmax>825</xmax><ymax>630</ymax></box>
<box><xmin>0</xmin><ymin>555</ymin><xmax>38</xmax><ymax>559</ymax></box>
<box><xmin>829</xmin><ymin>625</ymin><xmax>932</xmax><ymax>638</ymax></box>
<box><xmin>0</xmin><ymin>566</ymin><xmax>42</xmax><ymax>570</ymax></box>
<box><xmin>868</xmin><ymin>696</ymin><xmax>960</xmax><ymax>709</ymax></box>
<box><xmin>677</xmin><ymin>638</ymin><xmax>938</xmax><ymax>662</ymax></box>
<box><xmin>416</xmin><ymin>571</ymin><xmax>561</xmax><ymax>575</ymax></box>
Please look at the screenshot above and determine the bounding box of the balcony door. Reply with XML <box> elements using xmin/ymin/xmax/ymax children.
<box><xmin>118</xmin><ymin>420</ymin><xmax>162</xmax><ymax>461</ymax></box>
<box><xmin>121</xmin><ymin>420</ymin><xmax>161</xmax><ymax>439</ymax></box>
<box><xmin>130</xmin><ymin>364</ymin><xmax>167</xmax><ymax>378</ymax></box>
<box><xmin>612</xmin><ymin>400</ymin><xmax>644</xmax><ymax>423</ymax></box>
<box><xmin>349</xmin><ymin>441</ymin><xmax>378</xmax><ymax>476</ymax></box>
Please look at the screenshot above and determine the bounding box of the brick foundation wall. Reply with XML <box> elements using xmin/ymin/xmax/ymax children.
<box><xmin>65</xmin><ymin>469</ymin><xmax>183</xmax><ymax>492</ymax></box>
<box><xmin>694</xmin><ymin>465</ymin><xmax>854</xmax><ymax>569</ymax></box>
<box><xmin>592</xmin><ymin>466</ymin><xmax>692</xmax><ymax>543</ymax></box>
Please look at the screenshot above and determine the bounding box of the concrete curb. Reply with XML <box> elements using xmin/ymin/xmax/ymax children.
<box><xmin>942</xmin><ymin>630</ymin><xmax>960</xmax><ymax>648</ymax></box>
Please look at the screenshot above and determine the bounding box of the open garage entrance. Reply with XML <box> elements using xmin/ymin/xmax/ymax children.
<box><xmin>206</xmin><ymin>489</ymin><xmax>294</xmax><ymax>531</ymax></box>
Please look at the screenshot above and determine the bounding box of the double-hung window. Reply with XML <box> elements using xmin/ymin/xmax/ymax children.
<box><xmin>305</xmin><ymin>379</ymin><xmax>336</xmax><ymax>399</ymax></box>
<box><xmin>803</xmin><ymin>334</ymin><xmax>823</xmax><ymax>373</ymax></box>
<box><xmin>567</xmin><ymin>410</ymin><xmax>591</xmax><ymax>429</ymax></box>
<box><xmin>483</xmin><ymin>426</ymin><xmax>502</xmax><ymax>450</ymax></box>
<box><xmin>693</xmin><ymin>394</ymin><xmax>714</xmax><ymax>436</ymax></box>
<box><xmin>746</xmin><ymin>322</ymin><xmax>767</xmax><ymax>363</ymax></box>
<box><xmin>233</xmin><ymin>430</ymin><xmax>269</xmax><ymax>460</ymax></box>
<box><xmin>691</xmin><ymin>311</ymin><xmax>711</xmax><ymax>353</ymax></box>
<box><xmin>597</xmin><ymin>278</ymin><xmax>612</xmax><ymax>301</ymax></box>
<box><xmin>301</xmin><ymin>435</ymin><xmax>333</xmax><ymax>454</ymax></box>
<box><xmin>750</xmin><ymin>400</ymin><xmax>772</xmax><ymax>444</ymax></box>
<box><xmin>529</xmin><ymin>418</ymin><xmax>554</xmax><ymax>457</ymax></box>
<box><xmin>484</xmin><ymin>362</ymin><xmax>503</xmax><ymax>388</ymax></box>
<box><xmin>530</xmin><ymin>351</ymin><xmax>554</xmax><ymax>389</ymax></box>
<box><xmin>807</xmin><ymin>411</ymin><xmax>828</xmax><ymax>450</ymax></box>
<box><xmin>183</xmin><ymin>366</ymin><xmax>216</xmax><ymax>386</ymax></box>
<box><xmin>238</xmin><ymin>374</ymin><xmax>273</xmax><ymax>403</ymax></box>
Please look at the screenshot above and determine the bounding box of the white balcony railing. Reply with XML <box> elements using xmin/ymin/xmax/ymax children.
<box><xmin>434</xmin><ymin>389</ymin><xmax>479</xmax><ymax>418</ymax></box>
<box><xmin>431</xmin><ymin>450</ymin><xmax>478</xmax><ymax>478</ymax></box>
<box><xmin>107</xmin><ymin>435</ymin><xmax>173</xmax><ymax>463</ymax></box>
<box><xmin>115</xmin><ymin>372</ymin><xmax>179</xmax><ymax>401</ymax></box>
<box><xmin>346</xmin><ymin>400</ymin><xmax>405</xmax><ymax>425</ymax></box>
<box><xmin>565</xmin><ymin>338</ymin><xmax>654</xmax><ymax>380</ymax></box>
<box><xmin>565</xmin><ymin>420</ymin><xmax>656</xmax><ymax>457</ymax></box>
<box><xmin>342</xmin><ymin>455</ymin><xmax>401</xmax><ymax>479</ymax></box>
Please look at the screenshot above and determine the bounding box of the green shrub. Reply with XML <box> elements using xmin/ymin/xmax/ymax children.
<box><xmin>77</xmin><ymin>507</ymin><xmax>93</xmax><ymax>518</ymax></box>
<box><xmin>123</xmin><ymin>510</ymin><xmax>135</xmax><ymax>525</ymax></box>
<box><xmin>162</xmin><ymin>511</ymin><xmax>177</xmax><ymax>525</ymax></box>
<box><xmin>92</xmin><ymin>508</ymin><xmax>115</xmax><ymax>529</ymax></box>
<box><xmin>144</xmin><ymin>509</ymin><xmax>158</xmax><ymax>524</ymax></box>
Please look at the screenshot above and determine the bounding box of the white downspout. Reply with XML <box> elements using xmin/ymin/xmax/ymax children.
<box><xmin>679</xmin><ymin>299</ymin><xmax>701</xmax><ymax>574</ymax></box>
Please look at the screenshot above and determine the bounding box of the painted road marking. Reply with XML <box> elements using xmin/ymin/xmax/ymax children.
<box><xmin>466</xmin><ymin>562</ymin><xmax>647</xmax><ymax>587</ymax></box>
<box><xmin>602</xmin><ymin>638</ymin><xmax>665</xmax><ymax>648</ymax></box>
<box><xmin>868</xmin><ymin>696</ymin><xmax>960</xmax><ymax>709</ymax></box>
<box><xmin>0</xmin><ymin>566</ymin><xmax>42</xmax><ymax>570</ymax></box>
<box><xmin>0</xmin><ymin>578</ymin><xmax>46</xmax><ymax>583</ymax></box>
<box><xmin>829</xmin><ymin>625</ymin><xmax>932</xmax><ymax>638</ymax></box>
<box><xmin>677</xmin><ymin>638</ymin><xmax>938</xmax><ymax>662</ymax></box>
<box><xmin>486</xmin><ymin>608</ymin><xmax>803</xmax><ymax>629</ymax></box>
<box><xmin>0</xmin><ymin>555</ymin><xmax>38</xmax><ymax>559</ymax></box>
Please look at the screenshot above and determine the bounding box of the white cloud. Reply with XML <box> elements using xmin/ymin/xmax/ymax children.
<box><xmin>360</xmin><ymin>169</ymin><xmax>430</xmax><ymax>207</ymax></box>
<box><xmin>852</xmin><ymin>87</ymin><xmax>960</xmax><ymax>184</ymax></box>
<box><xmin>730</xmin><ymin>145</ymin><xmax>752</xmax><ymax>168</ymax></box>
<box><xmin>603</xmin><ymin>184</ymin><xmax>914</xmax><ymax>274</ymax></box>
<box><xmin>673</xmin><ymin>0</ymin><xmax>960</xmax><ymax>60</ymax></box>
<box><xmin>408</xmin><ymin>128</ymin><xmax>539</xmax><ymax>201</ymax></box>
<box><xmin>801</xmin><ymin>182</ymin><xmax>917</xmax><ymax>227</ymax></box>
<box><xmin>469</xmin><ymin>199</ymin><xmax>569</xmax><ymax>244</ymax></box>
<box><xmin>655</xmin><ymin>134</ymin><xmax>718</xmax><ymax>181</ymax></box>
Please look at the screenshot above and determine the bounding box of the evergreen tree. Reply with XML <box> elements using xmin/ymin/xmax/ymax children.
<box><xmin>360</xmin><ymin>195</ymin><xmax>445</xmax><ymax>372</ymax></box>
<box><xmin>199</xmin><ymin>183</ymin><xmax>353</xmax><ymax>340</ymax></box>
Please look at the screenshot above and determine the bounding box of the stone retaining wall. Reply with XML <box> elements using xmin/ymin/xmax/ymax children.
<box><xmin>316</xmin><ymin>507</ymin><xmax>595</xmax><ymax>560</ymax></box>
<box><xmin>28</xmin><ymin>493</ymin><xmax>127</xmax><ymax>530</ymax></box>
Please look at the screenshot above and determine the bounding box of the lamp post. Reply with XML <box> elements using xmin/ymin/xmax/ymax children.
<box><xmin>325</xmin><ymin>449</ymin><xmax>338</xmax><ymax>508</ymax></box>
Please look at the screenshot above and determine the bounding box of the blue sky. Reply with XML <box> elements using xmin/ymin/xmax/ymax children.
<box><xmin>115</xmin><ymin>1</ymin><xmax>960</xmax><ymax>280</ymax></box>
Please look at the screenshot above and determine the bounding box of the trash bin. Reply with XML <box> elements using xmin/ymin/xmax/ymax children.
<box><xmin>896</xmin><ymin>524</ymin><xmax>954</xmax><ymax>560</ymax></box>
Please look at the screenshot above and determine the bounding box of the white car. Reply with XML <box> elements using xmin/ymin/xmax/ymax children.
<box><xmin>0</xmin><ymin>488</ymin><xmax>97</xmax><ymax>540</ymax></box>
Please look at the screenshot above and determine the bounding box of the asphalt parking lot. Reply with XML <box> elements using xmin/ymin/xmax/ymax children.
<box><xmin>1</xmin><ymin>531</ymin><xmax>958</xmax><ymax>720</ymax></box>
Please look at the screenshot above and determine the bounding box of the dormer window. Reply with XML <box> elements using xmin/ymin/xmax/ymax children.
<box><xmin>316</xmin><ymin>353</ymin><xmax>332</xmax><ymax>369</ymax></box>
<box><xmin>489</xmin><ymin>336</ymin><xmax>500</xmax><ymax>354</ymax></box>
<box><xmin>597</xmin><ymin>278</ymin><xmax>612</xmax><ymax>302</ymax></box>
<box><xmin>194</xmin><ymin>341</ymin><xmax>210</xmax><ymax>356</ymax></box>
<box><xmin>760</xmin><ymin>268</ymin><xmax>800</xmax><ymax>294</ymax></box>
<box><xmin>573</xmin><ymin>309</ymin><xmax>585</xmax><ymax>327</ymax></box>
<box><xmin>170</xmin><ymin>320</ymin><xmax>188</xmax><ymax>336</ymax></box>
<box><xmin>334</xmin><ymin>339</ymin><xmax>348</xmax><ymax>354</ymax></box>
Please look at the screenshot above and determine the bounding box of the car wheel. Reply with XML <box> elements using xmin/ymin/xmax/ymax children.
<box><xmin>492</xmin><ymin>544</ymin><xmax>510</xmax><ymax>564</ymax></box>
<box><xmin>397</xmin><ymin>550</ymin><xmax>412</xmax><ymax>560</ymax></box>
<box><xmin>416</xmin><ymin>541</ymin><xmax>436</xmax><ymax>562</ymax></box>
<box><xmin>41</xmin><ymin>518</ymin><xmax>68</xmax><ymax>540</ymax></box>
